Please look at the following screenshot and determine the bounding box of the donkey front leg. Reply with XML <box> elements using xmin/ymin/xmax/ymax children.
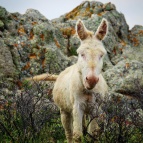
<box><xmin>88</xmin><ymin>117</ymin><xmax>100</xmax><ymax>142</ymax></box>
<box><xmin>60</xmin><ymin>109</ymin><xmax>73</xmax><ymax>143</ymax></box>
<box><xmin>73</xmin><ymin>103</ymin><xmax>84</xmax><ymax>143</ymax></box>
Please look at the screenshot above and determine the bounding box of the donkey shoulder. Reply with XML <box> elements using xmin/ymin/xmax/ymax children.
<box><xmin>56</xmin><ymin>64</ymin><xmax>79</xmax><ymax>83</ymax></box>
<box><xmin>54</xmin><ymin>63</ymin><xmax>83</xmax><ymax>96</ymax></box>
<box><xmin>53</xmin><ymin>64</ymin><xmax>80</xmax><ymax>110</ymax></box>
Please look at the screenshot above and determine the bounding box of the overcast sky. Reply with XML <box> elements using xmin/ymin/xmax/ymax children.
<box><xmin>0</xmin><ymin>0</ymin><xmax>143</xmax><ymax>29</ymax></box>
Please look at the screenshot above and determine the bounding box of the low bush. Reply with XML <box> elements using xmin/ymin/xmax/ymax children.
<box><xmin>0</xmin><ymin>78</ymin><xmax>143</xmax><ymax>143</ymax></box>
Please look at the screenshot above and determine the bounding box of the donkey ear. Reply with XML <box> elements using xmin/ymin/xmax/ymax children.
<box><xmin>95</xmin><ymin>18</ymin><xmax>108</xmax><ymax>41</ymax></box>
<box><xmin>76</xmin><ymin>19</ymin><xmax>93</xmax><ymax>41</ymax></box>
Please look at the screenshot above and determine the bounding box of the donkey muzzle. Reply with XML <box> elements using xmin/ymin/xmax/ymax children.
<box><xmin>85</xmin><ymin>76</ymin><xmax>99</xmax><ymax>90</ymax></box>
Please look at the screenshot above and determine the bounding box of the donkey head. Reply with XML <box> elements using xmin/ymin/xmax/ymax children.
<box><xmin>76</xmin><ymin>19</ymin><xmax>108</xmax><ymax>90</ymax></box>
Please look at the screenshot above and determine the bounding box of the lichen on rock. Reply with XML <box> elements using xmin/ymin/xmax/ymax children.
<box><xmin>0</xmin><ymin>1</ymin><xmax>143</xmax><ymax>100</ymax></box>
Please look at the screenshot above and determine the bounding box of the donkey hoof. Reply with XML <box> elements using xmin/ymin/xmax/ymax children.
<box><xmin>73</xmin><ymin>132</ymin><xmax>82</xmax><ymax>143</ymax></box>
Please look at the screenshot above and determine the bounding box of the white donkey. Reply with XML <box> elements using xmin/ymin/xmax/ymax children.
<box><xmin>53</xmin><ymin>19</ymin><xmax>108</xmax><ymax>143</ymax></box>
<box><xmin>25</xmin><ymin>18</ymin><xmax>108</xmax><ymax>142</ymax></box>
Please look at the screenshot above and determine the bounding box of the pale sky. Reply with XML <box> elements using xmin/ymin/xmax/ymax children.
<box><xmin>0</xmin><ymin>0</ymin><xmax>143</xmax><ymax>29</ymax></box>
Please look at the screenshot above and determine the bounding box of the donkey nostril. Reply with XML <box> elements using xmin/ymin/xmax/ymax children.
<box><xmin>86</xmin><ymin>77</ymin><xmax>88</xmax><ymax>81</ymax></box>
<box><xmin>97</xmin><ymin>78</ymin><xmax>99</xmax><ymax>82</ymax></box>
<box><xmin>86</xmin><ymin>76</ymin><xmax>99</xmax><ymax>85</ymax></box>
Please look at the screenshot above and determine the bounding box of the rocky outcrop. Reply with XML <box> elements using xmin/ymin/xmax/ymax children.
<box><xmin>52</xmin><ymin>1</ymin><xmax>129</xmax><ymax>68</ymax></box>
<box><xmin>0</xmin><ymin>7</ymin><xmax>76</xmax><ymax>81</ymax></box>
<box><xmin>0</xmin><ymin>1</ymin><xmax>143</xmax><ymax>99</ymax></box>
<box><xmin>52</xmin><ymin>1</ymin><xmax>143</xmax><ymax>98</ymax></box>
<box><xmin>0</xmin><ymin>39</ymin><xmax>17</xmax><ymax>77</ymax></box>
<box><xmin>104</xmin><ymin>60</ymin><xmax>143</xmax><ymax>93</ymax></box>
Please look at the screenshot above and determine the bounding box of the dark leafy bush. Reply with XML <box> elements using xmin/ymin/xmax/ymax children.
<box><xmin>0</xmin><ymin>78</ymin><xmax>65</xmax><ymax>143</ymax></box>
<box><xmin>82</xmin><ymin>92</ymin><xmax>143</xmax><ymax>143</ymax></box>
<box><xmin>0</xmin><ymin>77</ymin><xmax>143</xmax><ymax>143</ymax></box>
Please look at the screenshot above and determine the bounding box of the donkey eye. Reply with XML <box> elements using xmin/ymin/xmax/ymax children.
<box><xmin>99</xmin><ymin>55</ymin><xmax>103</xmax><ymax>59</ymax></box>
<box><xmin>81</xmin><ymin>53</ymin><xmax>85</xmax><ymax>57</ymax></box>
<box><xmin>81</xmin><ymin>53</ymin><xmax>86</xmax><ymax>59</ymax></box>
